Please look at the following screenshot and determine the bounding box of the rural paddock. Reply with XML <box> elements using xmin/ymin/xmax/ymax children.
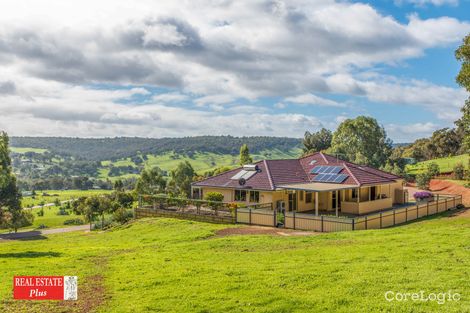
<box><xmin>136</xmin><ymin>194</ymin><xmax>463</xmax><ymax>233</ymax></box>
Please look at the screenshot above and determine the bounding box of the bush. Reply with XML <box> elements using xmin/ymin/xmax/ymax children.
<box><xmin>427</xmin><ymin>162</ymin><xmax>440</xmax><ymax>178</ymax></box>
<box><xmin>113</xmin><ymin>208</ymin><xmax>134</xmax><ymax>224</ymax></box>
<box><xmin>453</xmin><ymin>163</ymin><xmax>465</xmax><ymax>180</ymax></box>
<box><xmin>56</xmin><ymin>207</ymin><xmax>70</xmax><ymax>216</ymax></box>
<box><xmin>204</xmin><ymin>192</ymin><xmax>224</xmax><ymax>213</ymax></box>
<box><xmin>413</xmin><ymin>191</ymin><xmax>433</xmax><ymax>201</ymax></box>
<box><xmin>63</xmin><ymin>218</ymin><xmax>84</xmax><ymax>225</ymax></box>
<box><xmin>37</xmin><ymin>224</ymin><xmax>48</xmax><ymax>229</ymax></box>
<box><xmin>416</xmin><ymin>172</ymin><xmax>431</xmax><ymax>190</ymax></box>
<box><xmin>37</xmin><ymin>208</ymin><xmax>44</xmax><ymax>217</ymax></box>
<box><xmin>456</xmin><ymin>204</ymin><xmax>465</xmax><ymax>210</ymax></box>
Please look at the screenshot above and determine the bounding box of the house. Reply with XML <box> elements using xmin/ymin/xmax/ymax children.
<box><xmin>191</xmin><ymin>152</ymin><xmax>406</xmax><ymax>216</ymax></box>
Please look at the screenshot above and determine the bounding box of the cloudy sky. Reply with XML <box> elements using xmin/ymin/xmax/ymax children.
<box><xmin>0</xmin><ymin>0</ymin><xmax>469</xmax><ymax>142</ymax></box>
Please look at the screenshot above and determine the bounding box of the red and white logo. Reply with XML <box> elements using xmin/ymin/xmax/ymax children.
<box><xmin>13</xmin><ymin>276</ymin><xmax>77</xmax><ymax>300</ymax></box>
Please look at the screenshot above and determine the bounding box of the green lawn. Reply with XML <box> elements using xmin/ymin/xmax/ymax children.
<box><xmin>21</xmin><ymin>190</ymin><xmax>112</xmax><ymax>208</ymax></box>
<box><xmin>1</xmin><ymin>212</ymin><xmax>470</xmax><ymax>312</ymax></box>
<box><xmin>406</xmin><ymin>154</ymin><xmax>468</xmax><ymax>175</ymax></box>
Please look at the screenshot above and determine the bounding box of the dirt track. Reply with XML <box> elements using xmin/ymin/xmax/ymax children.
<box><xmin>215</xmin><ymin>226</ymin><xmax>318</xmax><ymax>237</ymax></box>
<box><xmin>406</xmin><ymin>179</ymin><xmax>470</xmax><ymax>206</ymax></box>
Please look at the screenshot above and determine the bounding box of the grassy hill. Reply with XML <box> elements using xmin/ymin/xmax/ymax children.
<box><xmin>406</xmin><ymin>154</ymin><xmax>468</xmax><ymax>175</ymax></box>
<box><xmin>1</xmin><ymin>213</ymin><xmax>470</xmax><ymax>312</ymax></box>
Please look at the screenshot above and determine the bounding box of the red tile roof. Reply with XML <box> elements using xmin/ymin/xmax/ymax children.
<box><xmin>192</xmin><ymin>152</ymin><xmax>401</xmax><ymax>191</ymax></box>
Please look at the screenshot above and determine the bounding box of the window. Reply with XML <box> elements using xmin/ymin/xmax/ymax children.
<box><xmin>299</xmin><ymin>190</ymin><xmax>304</xmax><ymax>201</ymax></box>
<box><xmin>352</xmin><ymin>188</ymin><xmax>358</xmax><ymax>199</ymax></box>
<box><xmin>192</xmin><ymin>188</ymin><xmax>202</xmax><ymax>200</ymax></box>
<box><xmin>305</xmin><ymin>192</ymin><xmax>312</xmax><ymax>203</ymax></box>
<box><xmin>249</xmin><ymin>191</ymin><xmax>260</xmax><ymax>203</ymax></box>
<box><xmin>235</xmin><ymin>190</ymin><xmax>247</xmax><ymax>201</ymax></box>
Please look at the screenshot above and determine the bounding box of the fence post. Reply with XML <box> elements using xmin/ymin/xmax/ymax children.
<box><xmin>380</xmin><ymin>213</ymin><xmax>382</xmax><ymax>229</ymax></box>
<box><xmin>405</xmin><ymin>206</ymin><xmax>408</xmax><ymax>222</ymax></box>
<box><xmin>454</xmin><ymin>196</ymin><xmax>456</xmax><ymax>209</ymax></box>
<box><xmin>321</xmin><ymin>215</ymin><xmax>323</xmax><ymax>232</ymax></box>
<box><xmin>249</xmin><ymin>208</ymin><xmax>252</xmax><ymax>225</ymax></box>
<box><xmin>235</xmin><ymin>208</ymin><xmax>238</xmax><ymax>224</ymax></box>
<box><xmin>352</xmin><ymin>219</ymin><xmax>355</xmax><ymax>231</ymax></box>
<box><xmin>365</xmin><ymin>216</ymin><xmax>368</xmax><ymax>230</ymax></box>
<box><xmin>445</xmin><ymin>198</ymin><xmax>448</xmax><ymax>211</ymax></box>
<box><xmin>426</xmin><ymin>202</ymin><xmax>429</xmax><ymax>216</ymax></box>
<box><xmin>293</xmin><ymin>212</ymin><xmax>296</xmax><ymax>230</ymax></box>
<box><xmin>393</xmin><ymin>210</ymin><xmax>396</xmax><ymax>225</ymax></box>
<box><xmin>273</xmin><ymin>209</ymin><xmax>277</xmax><ymax>227</ymax></box>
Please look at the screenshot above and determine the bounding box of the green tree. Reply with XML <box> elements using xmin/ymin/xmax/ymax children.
<box><xmin>455</xmin><ymin>34</ymin><xmax>470</xmax><ymax>162</ymax></box>
<box><xmin>114</xmin><ymin>179</ymin><xmax>124</xmax><ymax>192</ymax></box>
<box><xmin>329</xmin><ymin>116</ymin><xmax>392</xmax><ymax>168</ymax></box>
<box><xmin>239</xmin><ymin>144</ymin><xmax>253</xmax><ymax>166</ymax></box>
<box><xmin>427</xmin><ymin>162</ymin><xmax>440</xmax><ymax>178</ymax></box>
<box><xmin>168</xmin><ymin>161</ymin><xmax>195</xmax><ymax>197</ymax></box>
<box><xmin>135</xmin><ymin>167</ymin><xmax>166</xmax><ymax>195</ymax></box>
<box><xmin>204</xmin><ymin>192</ymin><xmax>224</xmax><ymax>214</ymax></box>
<box><xmin>302</xmin><ymin>128</ymin><xmax>332</xmax><ymax>155</ymax></box>
<box><xmin>0</xmin><ymin>132</ymin><xmax>33</xmax><ymax>232</ymax></box>
<box><xmin>453</xmin><ymin>163</ymin><xmax>465</xmax><ymax>180</ymax></box>
<box><xmin>416</xmin><ymin>172</ymin><xmax>431</xmax><ymax>190</ymax></box>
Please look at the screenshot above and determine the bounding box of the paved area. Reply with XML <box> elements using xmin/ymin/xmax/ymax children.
<box><xmin>0</xmin><ymin>225</ymin><xmax>89</xmax><ymax>240</ymax></box>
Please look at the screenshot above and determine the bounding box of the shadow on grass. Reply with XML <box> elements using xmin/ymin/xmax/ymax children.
<box><xmin>0</xmin><ymin>231</ymin><xmax>48</xmax><ymax>241</ymax></box>
<box><xmin>387</xmin><ymin>207</ymin><xmax>468</xmax><ymax>229</ymax></box>
<box><xmin>0</xmin><ymin>251</ymin><xmax>62</xmax><ymax>258</ymax></box>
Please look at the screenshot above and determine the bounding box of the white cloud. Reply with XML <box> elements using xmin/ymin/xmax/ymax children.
<box><xmin>285</xmin><ymin>93</ymin><xmax>345</xmax><ymax>107</ymax></box>
<box><xmin>395</xmin><ymin>0</ymin><xmax>458</xmax><ymax>7</ymax></box>
<box><xmin>0</xmin><ymin>0</ymin><xmax>467</xmax><ymax>141</ymax></box>
<box><xmin>386</xmin><ymin>122</ymin><xmax>440</xmax><ymax>142</ymax></box>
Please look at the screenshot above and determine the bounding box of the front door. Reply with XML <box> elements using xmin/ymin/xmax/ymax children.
<box><xmin>332</xmin><ymin>191</ymin><xmax>337</xmax><ymax>209</ymax></box>
<box><xmin>288</xmin><ymin>193</ymin><xmax>297</xmax><ymax>211</ymax></box>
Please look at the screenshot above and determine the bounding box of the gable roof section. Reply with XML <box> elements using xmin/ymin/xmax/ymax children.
<box><xmin>192</xmin><ymin>152</ymin><xmax>401</xmax><ymax>191</ymax></box>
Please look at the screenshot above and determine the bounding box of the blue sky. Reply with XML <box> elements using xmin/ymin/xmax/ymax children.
<box><xmin>0</xmin><ymin>0</ymin><xmax>468</xmax><ymax>142</ymax></box>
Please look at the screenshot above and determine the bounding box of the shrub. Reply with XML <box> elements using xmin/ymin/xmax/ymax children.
<box><xmin>413</xmin><ymin>191</ymin><xmax>433</xmax><ymax>201</ymax></box>
<box><xmin>56</xmin><ymin>207</ymin><xmax>70</xmax><ymax>216</ymax></box>
<box><xmin>63</xmin><ymin>218</ymin><xmax>84</xmax><ymax>225</ymax></box>
<box><xmin>37</xmin><ymin>224</ymin><xmax>48</xmax><ymax>229</ymax></box>
<box><xmin>37</xmin><ymin>208</ymin><xmax>44</xmax><ymax>217</ymax></box>
<box><xmin>453</xmin><ymin>163</ymin><xmax>465</xmax><ymax>180</ymax></box>
<box><xmin>113</xmin><ymin>208</ymin><xmax>134</xmax><ymax>224</ymax></box>
<box><xmin>416</xmin><ymin>172</ymin><xmax>431</xmax><ymax>190</ymax></box>
<box><xmin>457</xmin><ymin>204</ymin><xmax>465</xmax><ymax>210</ymax></box>
<box><xmin>204</xmin><ymin>192</ymin><xmax>224</xmax><ymax>213</ymax></box>
<box><xmin>427</xmin><ymin>162</ymin><xmax>440</xmax><ymax>178</ymax></box>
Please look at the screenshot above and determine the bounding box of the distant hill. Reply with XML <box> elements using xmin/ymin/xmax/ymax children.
<box><xmin>10</xmin><ymin>136</ymin><xmax>302</xmax><ymax>161</ymax></box>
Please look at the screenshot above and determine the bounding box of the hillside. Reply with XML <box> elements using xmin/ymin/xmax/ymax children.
<box><xmin>2</xmin><ymin>214</ymin><xmax>470</xmax><ymax>312</ymax></box>
<box><xmin>406</xmin><ymin>154</ymin><xmax>468</xmax><ymax>175</ymax></box>
<box><xmin>9</xmin><ymin>136</ymin><xmax>302</xmax><ymax>188</ymax></box>
<box><xmin>10</xmin><ymin>136</ymin><xmax>301</xmax><ymax>161</ymax></box>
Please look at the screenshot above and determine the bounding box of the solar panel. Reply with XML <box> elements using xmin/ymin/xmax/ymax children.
<box><xmin>311</xmin><ymin>165</ymin><xmax>343</xmax><ymax>174</ymax></box>
<box><xmin>313</xmin><ymin>173</ymin><xmax>348</xmax><ymax>183</ymax></box>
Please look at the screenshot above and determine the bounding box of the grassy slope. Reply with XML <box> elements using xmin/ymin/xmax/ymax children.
<box><xmin>100</xmin><ymin>149</ymin><xmax>301</xmax><ymax>181</ymax></box>
<box><xmin>10</xmin><ymin>147</ymin><xmax>47</xmax><ymax>154</ymax></box>
<box><xmin>1</xmin><ymin>213</ymin><xmax>470</xmax><ymax>312</ymax></box>
<box><xmin>25</xmin><ymin>206</ymin><xmax>84</xmax><ymax>229</ymax></box>
<box><xmin>21</xmin><ymin>190</ymin><xmax>113</xmax><ymax>208</ymax></box>
<box><xmin>406</xmin><ymin>154</ymin><xmax>468</xmax><ymax>175</ymax></box>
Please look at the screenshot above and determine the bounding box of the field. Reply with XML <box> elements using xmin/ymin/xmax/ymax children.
<box><xmin>21</xmin><ymin>190</ymin><xmax>113</xmax><ymax>208</ymax></box>
<box><xmin>1</xmin><ymin>212</ymin><xmax>470</xmax><ymax>312</ymax></box>
<box><xmin>9</xmin><ymin>147</ymin><xmax>48</xmax><ymax>154</ymax></box>
<box><xmin>100</xmin><ymin>149</ymin><xmax>301</xmax><ymax>181</ymax></box>
<box><xmin>406</xmin><ymin>154</ymin><xmax>468</xmax><ymax>175</ymax></box>
<box><xmin>25</xmin><ymin>206</ymin><xmax>85</xmax><ymax>230</ymax></box>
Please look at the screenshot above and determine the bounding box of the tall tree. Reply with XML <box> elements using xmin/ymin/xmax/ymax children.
<box><xmin>239</xmin><ymin>144</ymin><xmax>253</xmax><ymax>166</ymax></box>
<box><xmin>456</xmin><ymin>34</ymin><xmax>470</xmax><ymax>153</ymax></box>
<box><xmin>134</xmin><ymin>167</ymin><xmax>166</xmax><ymax>195</ymax></box>
<box><xmin>329</xmin><ymin>116</ymin><xmax>392</xmax><ymax>168</ymax></box>
<box><xmin>168</xmin><ymin>161</ymin><xmax>195</xmax><ymax>197</ymax></box>
<box><xmin>302</xmin><ymin>128</ymin><xmax>332</xmax><ymax>155</ymax></box>
<box><xmin>0</xmin><ymin>132</ymin><xmax>33</xmax><ymax>232</ymax></box>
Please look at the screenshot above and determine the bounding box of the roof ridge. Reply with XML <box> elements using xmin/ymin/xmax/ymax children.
<box><xmin>348</xmin><ymin>163</ymin><xmax>399</xmax><ymax>180</ymax></box>
<box><xmin>342</xmin><ymin>163</ymin><xmax>361</xmax><ymax>186</ymax></box>
<box><xmin>263</xmin><ymin>160</ymin><xmax>275</xmax><ymax>190</ymax></box>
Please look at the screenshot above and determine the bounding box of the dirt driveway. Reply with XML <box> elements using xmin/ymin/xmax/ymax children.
<box><xmin>406</xmin><ymin>179</ymin><xmax>470</xmax><ymax>206</ymax></box>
